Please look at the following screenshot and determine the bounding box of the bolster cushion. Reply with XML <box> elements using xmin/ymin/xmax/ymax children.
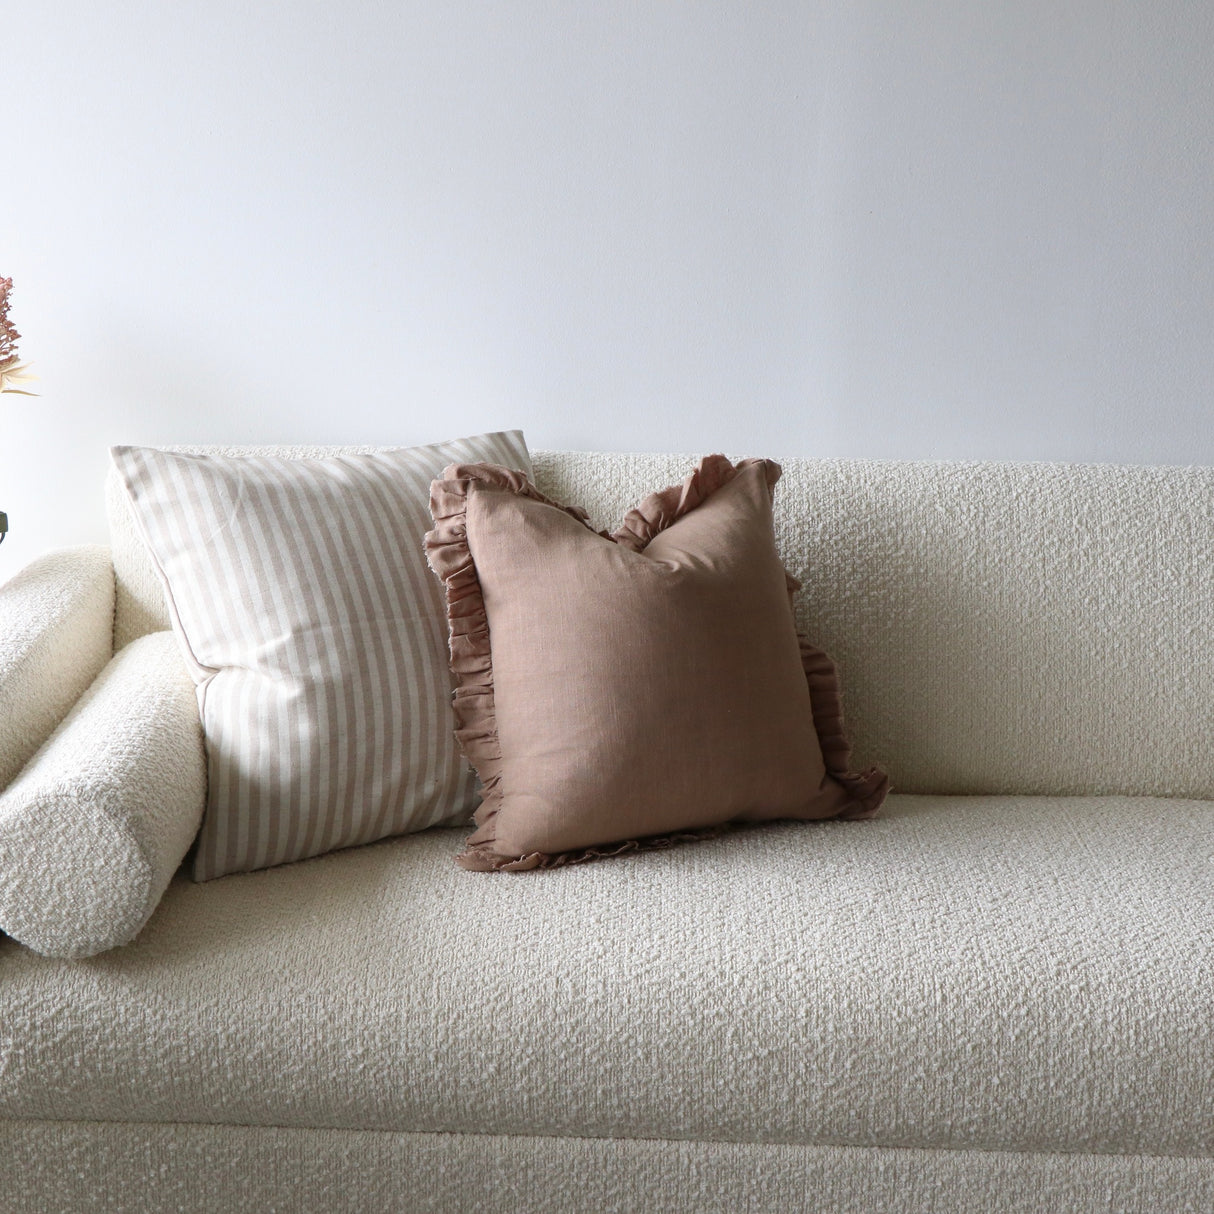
<box><xmin>0</xmin><ymin>631</ymin><xmax>205</xmax><ymax>958</ymax></box>
<box><xmin>0</xmin><ymin>546</ymin><xmax>115</xmax><ymax>791</ymax></box>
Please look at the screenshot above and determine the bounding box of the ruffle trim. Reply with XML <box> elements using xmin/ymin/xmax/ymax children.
<box><xmin>425</xmin><ymin>463</ymin><xmax>592</xmax><ymax>871</ymax></box>
<box><xmin>425</xmin><ymin>456</ymin><xmax>888</xmax><ymax>874</ymax></box>
<box><xmin>454</xmin><ymin>823</ymin><xmax>732</xmax><ymax>873</ymax></box>
<box><xmin>609</xmin><ymin>453</ymin><xmax>780</xmax><ymax>550</ymax></box>
<box><xmin>798</xmin><ymin>635</ymin><xmax>890</xmax><ymax>819</ymax></box>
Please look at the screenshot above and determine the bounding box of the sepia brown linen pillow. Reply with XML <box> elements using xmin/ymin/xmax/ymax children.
<box><xmin>425</xmin><ymin>455</ymin><xmax>888</xmax><ymax>871</ymax></box>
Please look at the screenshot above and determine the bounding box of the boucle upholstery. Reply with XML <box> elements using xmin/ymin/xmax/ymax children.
<box><xmin>109</xmin><ymin>452</ymin><xmax>1214</xmax><ymax>799</ymax></box>
<box><xmin>2</xmin><ymin>797</ymin><xmax>1210</xmax><ymax>1156</ymax></box>
<box><xmin>4</xmin><ymin>1120</ymin><xmax>1211</xmax><ymax>1214</ymax></box>
<box><xmin>8</xmin><ymin>449</ymin><xmax>1206</xmax><ymax>1212</ymax></box>
<box><xmin>0</xmin><ymin>631</ymin><xmax>205</xmax><ymax>957</ymax></box>
<box><xmin>0</xmin><ymin>544</ymin><xmax>114</xmax><ymax>790</ymax></box>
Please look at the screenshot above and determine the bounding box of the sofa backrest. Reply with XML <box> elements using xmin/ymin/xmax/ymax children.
<box><xmin>106</xmin><ymin>448</ymin><xmax>1214</xmax><ymax>801</ymax></box>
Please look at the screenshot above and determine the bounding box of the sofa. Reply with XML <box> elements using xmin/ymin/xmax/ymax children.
<box><xmin>0</xmin><ymin>447</ymin><xmax>1211</xmax><ymax>1213</ymax></box>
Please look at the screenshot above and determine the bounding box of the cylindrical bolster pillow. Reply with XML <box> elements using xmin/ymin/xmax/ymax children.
<box><xmin>0</xmin><ymin>631</ymin><xmax>205</xmax><ymax>958</ymax></box>
<box><xmin>0</xmin><ymin>545</ymin><xmax>115</xmax><ymax>791</ymax></box>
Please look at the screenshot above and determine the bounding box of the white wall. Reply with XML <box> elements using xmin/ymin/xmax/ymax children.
<box><xmin>4</xmin><ymin>1</ymin><xmax>1213</xmax><ymax>562</ymax></box>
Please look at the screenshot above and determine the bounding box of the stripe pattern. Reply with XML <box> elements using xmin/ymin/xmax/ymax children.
<box><xmin>112</xmin><ymin>432</ymin><xmax>531</xmax><ymax>881</ymax></box>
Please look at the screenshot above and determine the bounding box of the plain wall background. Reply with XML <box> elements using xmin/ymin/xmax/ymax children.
<box><xmin>3</xmin><ymin>1</ymin><xmax>1213</xmax><ymax>564</ymax></box>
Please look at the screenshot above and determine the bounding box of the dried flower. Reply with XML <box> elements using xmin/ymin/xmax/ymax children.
<box><xmin>0</xmin><ymin>276</ymin><xmax>38</xmax><ymax>395</ymax></box>
<box><xmin>0</xmin><ymin>277</ymin><xmax>20</xmax><ymax>363</ymax></box>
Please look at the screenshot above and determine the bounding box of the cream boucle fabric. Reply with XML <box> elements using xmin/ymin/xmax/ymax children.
<box><xmin>3</xmin><ymin>1120</ymin><xmax>1210</xmax><ymax>1214</ymax></box>
<box><xmin>2</xmin><ymin>796</ymin><xmax>1210</xmax><ymax>1156</ymax></box>
<box><xmin>0</xmin><ymin>631</ymin><xmax>205</xmax><ymax>958</ymax></box>
<box><xmin>40</xmin><ymin>449</ymin><xmax>1209</xmax><ymax>1211</ymax></box>
<box><xmin>110</xmin><ymin>451</ymin><xmax>1214</xmax><ymax>797</ymax></box>
<box><xmin>533</xmin><ymin>452</ymin><xmax>1214</xmax><ymax>798</ymax></box>
<box><xmin>0</xmin><ymin>545</ymin><xmax>114</xmax><ymax>791</ymax></box>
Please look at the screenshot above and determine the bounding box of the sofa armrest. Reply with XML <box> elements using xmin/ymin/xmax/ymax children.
<box><xmin>0</xmin><ymin>546</ymin><xmax>115</xmax><ymax>791</ymax></box>
<box><xmin>0</xmin><ymin>631</ymin><xmax>206</xmax><ymax>958</ymax></box>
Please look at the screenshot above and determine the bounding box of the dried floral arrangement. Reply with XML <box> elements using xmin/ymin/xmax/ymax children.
<box><xmin>0</xmin><ymin>277</ymin><xmax>37</xmax><ymax>395</ymax></box>
<box><xmin>1</xmin><ymin>274</ymin><xmax>35</xmax><ymax>544</ymax></box>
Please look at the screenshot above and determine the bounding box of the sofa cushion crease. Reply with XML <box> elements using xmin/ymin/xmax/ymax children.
<box><xmin>2</xmin><ymin>1115</ymin><xmax>1208</xmax><ymax>1160</ymax></box>
<box><xmin>4</xmin><ymin>1120</ymin><xmax>1210</xmax><ymax>1214</ymax></box>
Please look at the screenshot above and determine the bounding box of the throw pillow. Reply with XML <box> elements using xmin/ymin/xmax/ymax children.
<box><xmin>113</xmin><ymin>430</ymin><xmax>531</xmax><ymax>880</ymax></box>
<box><xmin>425</xmin><ymin>454</ymin><xmax>887</xmax><ymax>871</ymax></box>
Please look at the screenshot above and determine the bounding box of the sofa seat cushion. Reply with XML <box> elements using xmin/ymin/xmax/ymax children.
<box><xmin>2</xmin><ymin>794</ymin><xmax>1210</xmax><ymax>1157</ymax></box>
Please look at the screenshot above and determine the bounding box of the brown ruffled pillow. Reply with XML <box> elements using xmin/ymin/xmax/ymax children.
<box><xmin>425</xmin><ymin>455</ymin><xmax>887</xmax><ymax>871</ymax></box>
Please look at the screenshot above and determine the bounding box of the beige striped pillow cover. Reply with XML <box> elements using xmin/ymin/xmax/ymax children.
<box><xmin>112</xmin><ymin>431</ymin><xmax>531</xmax><ymax>881</ymax></box>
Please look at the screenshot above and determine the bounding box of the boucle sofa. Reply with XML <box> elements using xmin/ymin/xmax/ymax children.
<box><xmin>1</xmin><ymin>448</ymin><xmax>1211</xmax><ymax>1213</ymax></box>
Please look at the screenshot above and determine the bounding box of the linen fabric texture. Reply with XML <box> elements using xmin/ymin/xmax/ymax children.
<box><xmin>426</xmin><ymin>454</ymin><xmax>887</xmax><ymax>870</ymax></box>
<box><xmin>112</xmin><ymin>431</ymin><xmax>531</xmax><ymax>881</ymax></box>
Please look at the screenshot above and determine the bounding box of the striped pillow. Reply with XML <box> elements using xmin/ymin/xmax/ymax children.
<box><xmin>112</xmin><ymin>432</ymin><xmax>531</xmax><ymax>881</ymax></box>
